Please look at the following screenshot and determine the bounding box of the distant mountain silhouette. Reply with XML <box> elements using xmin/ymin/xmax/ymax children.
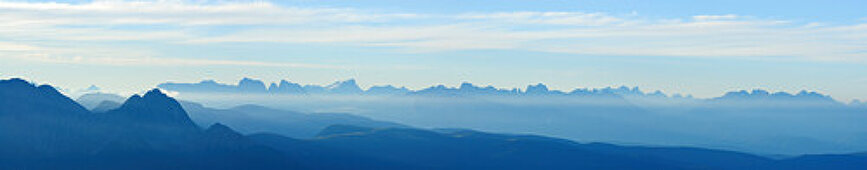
<box><xmin>713</xmin><ymin>89</ymin><xmax>838</xmax><ymax>103</ymax></box>
<box><xmin>325</xmin><ymin>79</ymin><xmax>364</xmax><ymax>94</ymax></box>
<box><xmin>238</xmin><ymin>77</ymin><xmax>269</xmax><ymax>93</ymax></box>
<box><xmin>76</xmin><ymin>92</ymin><xmax>126</xmax><ymax>110</ymax></box>
<box><xmin>160</xmin><ymin>78</ymin><xmax>367</xmax><ymax>95</ymax></box>
<box><xmin>92</xmin><ymin>100</ymin><xmax>122</xmax><ymax>113</ymax></box>
<box><xmin>180</xmin><ymin>101</ymin><xmax>406</xmax><ymax>138</ymax></box>
<box><xmin>156</xmin><ymin>78</ymin><xmax>845</xmax><ymax>104</ymax></box>
<box><xmin>78</xmin><ymin>91</ymin><xmax>408</xmax><ymax>137</ymax></box>
<box><xmin>409</xmin><ymin>82</ymin><xmax>520</xmax><ymax>97</ymax></box>
<box><xmin>153</xmin><ymin>78</ymin><xmax>865</xmax><ymax>155</ymax></box>
<box><xmin>524</xmin><ymin>83</ymin><xmax>563</xmax><ymax>95</ymax></box>
<box><xmin>365</xmin><ymin>85</ymin><xmax>411</xmax><ymax>95</ymax></box>
<box><xmin>269</xmin><ymin>80</ymin><xmax>306</xmax><ymax>94</ymax></box>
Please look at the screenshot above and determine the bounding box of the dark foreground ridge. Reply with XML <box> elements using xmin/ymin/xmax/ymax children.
<box><xmin>1</xmin><ymin>78</ymin><xmax>866</xmax><ymax>169</ymax></box>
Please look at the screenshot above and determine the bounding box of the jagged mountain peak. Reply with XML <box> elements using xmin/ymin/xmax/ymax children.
<box><xmin>237</xmin><ymin>77</ymin><xmax>267</xmax><ymax>93</ymax></box>
<box><xmin>459</xmin><ymin>82</ymin><xmax>475</xmax><ymax>89</ymax></box>
<box><xmin>269</xmin><ymin>79</ymin><xmax>305</xmax><ymax>94</ymax></box>
<box><xmin>120</xmin><ymin>89</ymin><xmax>178</xmax><ymax>111</ymax></box>
<box><xmin>144</xmin><ymin>88</ymin><xmax>169</xmax><ymax>99</ymax></box>
<box><xmin>525</xmin><ymin>83</ymin><xmax>550</xmax><ymax>94</ymax></box>
<box><xmin>114</xmin><ymin>89</ymin><xmax>197</xmax><ymax>130</ymax></box>
<box><xmin>325</xmin><ymin>79</ymin><xmax>363</xmax><ymax>94</ymax></box>
<box><xmin>85</xmin><ymin>85</ymin><xmax>101</xmax><ymax>91</ymax></box>
<box><xmin>327</xmin><ymin>79</ymin><xmax>358</xmax><ymax>88</ymax></box>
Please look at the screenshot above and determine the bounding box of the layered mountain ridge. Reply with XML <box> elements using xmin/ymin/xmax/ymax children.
<box><xmin>157</xmin><ymin>77</ymin><xmax>844</xmax><ymax>104</ymax></box>
<box><xmin>0</xmin><ymin>78</ymin><xmax>290</xmax><ymax>169</ymax></box>
<box><xmin>3</xmin><ymin>78</ymin><xmax>867</xmax><ymax>169</ymax></box>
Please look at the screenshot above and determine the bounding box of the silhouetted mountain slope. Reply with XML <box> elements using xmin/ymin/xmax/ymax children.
<box><xmin>1</xmin><ymin>78</ymin><xmax>90</xmax><ymax>116</ymax></box>
<box><xmin>108</xmin><ymin>89</ymin><xmax>199</xmax><ymax>132</ymax></box>
<box><xmin>111</xmin><ymin>90</ymin><xmax>199</xmax><ymax>132</ymax></box>
<box><xmin>91</xmin><ymin>100</ymin><xmax>122</xmax><ymax>113</ymax></box>
<box><xmin>0</xmin><ymin>79</ymin><xmax>291</xmax><ymax>169</ymax></box>
<box><xmin>255</xmin><ymin>125</ymin><xmax>697</xmax><ymax>169</ymax></box>
<box><xmin>180</xmin><ymin>101</ymin><xmax>406</xmax><ymax>138</ymax></box>
<box><xmin>578</xmin><ymin>143</ymin><xmax>775</xmax><ymax>169</ymax></box>
<box><xmin>773</xmin><ymin>153</ymin><xmax>867</xmax><ymax>170</ymax></box>
<box><xmin>252</xmin><ymin>125</ymin><xmax>867</xmax><ymax>170</ymax></box>
<box><xmin>0</xmin><ymin>78</ymin><xmax>94</xmax><ymax>166</ymax></box>
<box><xmin>249</xmin><ymin>133</ymin><xmax>422</xmax><ymax>169</ymax></box>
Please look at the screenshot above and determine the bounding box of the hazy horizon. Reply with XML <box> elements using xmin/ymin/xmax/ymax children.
<box><xmin>1</xmin><ymin>0</ymin><xmax>866</xmax><ymax>101</ymax></box>
<box><xmin>2</xmin><ymin>1</ymin><xmax>867</xmax><ymax>168</ymax></box>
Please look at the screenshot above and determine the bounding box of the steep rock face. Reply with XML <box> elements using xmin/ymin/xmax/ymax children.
<box><xmin>270</xmin><ymin>80</ymin><xmax>306</xmax><ymax>94</ymax></box>
<box><xmin>238</xmin><ymin>78</ymin><xmax>268</xmax><ymax>93</ymax></box>
<box><xmin>524</xmin><ymin>83</ymin><xmax>550</xmax><ymax>95</ymax></box>
<box><xmin>326</xmin><ymin>79</ymin><xmax>364</xmax><ymax>94</ymax></box>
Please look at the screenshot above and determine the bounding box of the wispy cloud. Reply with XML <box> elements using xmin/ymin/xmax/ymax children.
<box><xmin>692</xmin><ymin>14</ymin><xmax>739</xmax><ymax>21</ymax></box>
<box><xmin>0</xmin><ymin>0</ymin><xmax>865</xmax><ymax>63</ymax></box>
<box><xmin>0</xmin><ymin>0</ymin><xmax>416</xmax><ymax>26</ymax></box>
<box><xmin>456</xmin><ymin>12</ymin><xmax>622</xmax><ymax>26</ymax></box>
<box><xmin>0</xmin><ymin>53</ymin><xmax>349</xmax><ymax>69</ymax></box>
<box><xmin>0</xmin><ymin>42</ymin><xmax>38</xmax><ymax>51</ymax></box>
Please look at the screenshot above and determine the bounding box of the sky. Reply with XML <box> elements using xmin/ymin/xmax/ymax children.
<box><xmin>0</xmin><ymin>0</ymin><xmax>865</xmax><ymax>101</ymax></box>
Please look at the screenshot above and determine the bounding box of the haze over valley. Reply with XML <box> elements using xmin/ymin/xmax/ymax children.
<box><xmin>2</xmin><ymin>0</ymin><xmax>866</xmax><ymax>169</ymax></box>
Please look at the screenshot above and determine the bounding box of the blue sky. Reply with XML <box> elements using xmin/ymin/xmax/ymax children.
<box><xmin>0</xmin><ymin>0</ymin><xmax>865</xmax><ymax>101</ymax></box>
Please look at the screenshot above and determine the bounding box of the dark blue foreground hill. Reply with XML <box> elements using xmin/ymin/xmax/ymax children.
<box><xmin>0</xmin><ymin>78</ymin><xmax>293</xmax><ymax>169</ymax></box>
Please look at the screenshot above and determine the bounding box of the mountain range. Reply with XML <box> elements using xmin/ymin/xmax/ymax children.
<box><xmin>2</xmin><ymin>78</ymin><xmax>867</xmax><ymax>169</ymax></box>
<box><xmin>150</xmin><ymin>77</ymin><xmax>867</xmax><ymax>155</ymax></box>
<box><xmin>158</xmin><ymin>78</ymin><xmax>847</xmax><ymax>104</ymax></box>
<box><xmin>75</xmin><ymin>92</ymin><xmax>406</xmax><ymax>138</ymax></box>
